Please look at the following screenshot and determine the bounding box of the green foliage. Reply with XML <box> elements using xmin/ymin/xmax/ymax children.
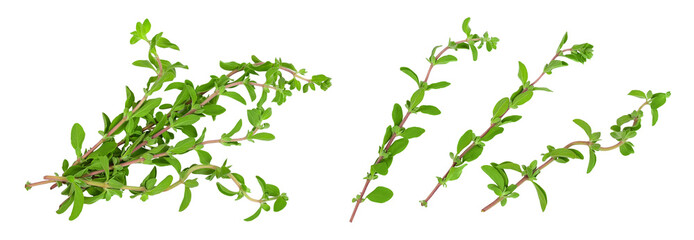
<box><xmin>27</xmin><ymin>19</ymin><xmax>329</xmax><ymax>221</ymax></box>
<box><xmin>366</xmin><ymin>186</ymin><xmax>394</xmax><ymax>203</ymax></box>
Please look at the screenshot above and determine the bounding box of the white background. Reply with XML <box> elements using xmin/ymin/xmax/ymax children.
<box><xmin>1</xmin><ymin>0</ymin><xmax>692</xmax><ymax>239</ymax></box>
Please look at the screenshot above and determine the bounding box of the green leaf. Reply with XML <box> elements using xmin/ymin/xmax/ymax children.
<box><xmin>400</xmin><ymin>67</ymin><xmax>419</xmax><ymax>84</ymax></box>
<box><xmin>244</xmin><ymin>207</ymin><xmax>262</xmax><ymax>221</ymax></box>
<box><xmin>228</xmin><ymin>119</ymin><xmax>243</xmax><ymax>136</ymax></box>
<box><xmin>56</xmin><ymin>197</ymin><xmax>73</xmax><ymax>214</ymax></box>
<box><xmin>620</xmin><ymin>142</ymin><xmax>635</xmax><ymax>156</ymax></box>
<box><xmin>651</xmin><ymin>107</ymin><xmax>659</xmax><ymax>126</ymax></box>
<box><xmin>71</xmin><ymin>123</ymin><xmax>85</xmax><ymax>158</ymax></box>
<box><xmin>650</xmin><ymin>94</ymin><xmax>667</xmax><ymax>109</ymax></box>
<box><xmin>492</xmin><ymin>98</ymin><xmax>510</xmax><ymax>118</ymax></box>
<box><xmin>573</xmin><ymin>119</ymin><xmax>592</xmax><ymax>137</ymax></box>
<box><xmin>409</xmin><ymin>89</ymin><xmax>425</xmax><ymax>109</ymax></box>
<box><xmin>512</xmin><ymin>91</ymin><xmax>533</xmax><ymax>107</ymax></box>
<box><xmin>148</xmin><ymin>175</ymin><xmax>173</xmax><ymax>195</ymax></box>
<box><xmin>543</xmin><ymin>60</ymin><xmax>568</xmax><ymax>74</ymax></box>
<box><xmin>481</xmin><ymin>126</ymin><xmax>504</xmax><ymax>142</ymax></box>
<box><xmin>170</xmin><ymin>137</ymin><xmax>196</xmax><ymax>154</ymax></box>
<box><xmin>462</xmin><ymin>17</ymin><xmax>471</xmax><ymax>36</ymax></box>
<box><xmin>392</xmin><ymin>103</ymin><xmax>403</xmax><ymax>126</ymax></box>
<box><xmin>173</xmin><ymin>115</ymin><xmax>201</xmax><ymax>128</ymax></box>
<box><xmin>446</xmin><ymin>164</ymin><xmax>467</xmax><ymax>181</ymax></box>
<box><xmin>273</xmin><ymin>197</ymin><xmax>287</xmax><ymax>212</ymax></box>
<box><xmin>497</xmin><ymin>161</ymin><xmax>522</xmax><ymax>173</ymax></box>
<box><xmin>427</xmin><ymin>81</ymin><xmax>450</xmax><ymax>90</ymax></box>
<box><xmin>69</xmin><ymin>183</ymin><xmax>84</xmax><ymax>221</ymax></box>
<box><xmin>557</xmin><ymin>32</ymin><xmax>568</xmax><ymax>53</ymax></box>
<box><xmin>219</xmin><ymin>61</ymin><xmax>241</xmax><ymax>71</ymax></box>
<box><xmin>481</xmin><ymin>165</ymin><xmax>505</xmax><ymax>187</ymax></box>
<box><xmin>517</xmin><ymin>61</ymin><xmax>528</xmax><ymax>84</ymax></box>
<box><xmin>202</xmin><ymin>104</ymin><xmax>226</xmax><ymax>117</ymax></box>
<box><xmin>628</xmin><ymin>90</ymin><xmax>646</xmax><ymax>99</ymax></box>
<box><xmin>179</xmin><ymin>186</ymin><xmax>191</xmax><ymax>212</ymax></box>
<box><xmin>532</xmin><ymin>181</ymin><xmax>547</xmax><ymax>212</ymax></box>
<box><xmin>247</xmin><ymin>109</ymin><xmax>261</xmax><ymax>127</ymax></box>
<box><xmin>132</xmin><ymin>60</ymin><xmax>155</xmax><ymax>71</ymax></box>
<box><xmin>418</xmin><ymin>105</ymin><xmax>441</xmax><ymax>115</ymax></box>
<box><xmin>470</xmin><ymin>44</ymin><xmax>478</xmax><ymax>61</ymax></box>
<box><xmin>366</xmin><ymin>186</ymin><xmax>393</xmax><ymax>203</ymax></box>
<box><xmin>133</xmin><ymin>98</ymin><xmax>162</xmax><ymax>118</ymax></box>
<box><xmin>457</xmin><ymin>130</ymin><xmax>474</xmax><ymax>154</ymax></box>
<box><xmin>401</xmin><ymin>127</ymin><xmax>425</xmax><ymax>139</ymax></box>
<box><xmin>251</xmin><ymin>132</ymin><xmax>275</xmax><ymax>141</ymax></box>
<box><xmin>221</xmin><ymin>91</ymin><xmax>247</xmax><ymax>105</ymax></box>
<box><xmin>388</xmin><ymin>138</ymin><xmax>409</xmax><ymax>155</ymax></box>
<box><xmin>549</xmin><ymin>148</ymin><xmax>581</xmax><ymax>159</ymax></box>
<box><xmin>587</xmin><ymin>149</ymin><xmax>597</xmax><ymax>174</ymax></box>
<box><xmin>436</xmin><ymin>55</ymin><xmax>457</xmax><ymax>65</ymax></box>
<box><xmin>501</xmin><ymin>115</ymin><xmax>522</xmax><ymax>125</ymax></box>
<box><xmin>196</xmin><ymin>150</ymin><xmax>212</xmax><ymax>164</ymax></box>
<box><xmin>462</xmin><ymin>145</ymin><xmax>483</xmax><ymax>162</ymax></box>
<box><xmin>216</xmin><ymin>182</ymin><xmax>238</xmax><ymax>196</ymax></box>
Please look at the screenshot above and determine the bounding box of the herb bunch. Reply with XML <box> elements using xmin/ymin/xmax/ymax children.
<box><xmin>25</xmin><ymin>19</ymin><xmax>332</xmax><ymax>221</ymax></box>
<box><xmin>480</xmin><ymin>90</ymin><xmax>670</xmax><ymax>212</ymax></box>
<box><xmin>420</xmin><ymin>33</ymin><xmax>594</xmax><ymax>206</ymax></box>
<box><xmin>349</xmin><ymin>18</ymin><xmax>499</xmax><ymax>222</ymax></box>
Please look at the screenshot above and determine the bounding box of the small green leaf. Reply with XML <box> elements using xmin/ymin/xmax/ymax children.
<box><xmin>457</xmin><ymin>130</ymin><xmax>474</xmax><ymax>154</ymax></box>
<box><xmin>462</xmin><ymin>17</ymin><xmax>471</xmax><ymax>36</ymax></box>
<box><xmin>133</xmin><ymin>98</ymin><xmax>162</xmax><ymax>118</ymax></box>
<box><xmin>628</xmin><ymin>90</ymin><xmax>646</xmax><ymax>99</ymax></box>
<box><xmin>228</xmin><ymin>119</ymin><xmax>243</xmax><ymax>136</ymax></box>
<box><xmin>148</xmin><ymin>175</ymin><xmax>173</xmax><ymax>195</ymax></box>
<box><xmin>573</xmin><ymin>119</ymin><xmax>592</xmax><ymax>137</ymax></box>
<box><xmin>481</xmin><ymin>165</ymin><xmax>505</xmax><ymax>187</ymax></box>
<box><xmin>221</xmin><ymin>91</ymin><xmax>247</xmax><ymax>105</ymax></box>
<box><xmin>388</xmin><ymin>138</ymin><xmax>409</xmax><ymax>155</ymax></box>
<box><xmin>366</xmin><ymin>186</ymin><xmax>393</xmax><ymax>203</ymax></box>
<box><xmin>216</xmin><ymin>182</ymin><xmax>238</xmax><ymax>196</ymax></box>
<box><xmin>196</xmin><ymin>150</ymin><xmax>212</xmax><ymax>164</ymax></box>
<box><xmin>492</xmin><ymin>98</ymin><xmax>510</xmax><ymax>118</ymax></box>
<box><xmin>173</xmin><ymin>115</ymin><xmax>201</xmax><ymax>128</ymax></box>
<box><xmin>462</xmin><ymin>145</ymin><xmax>483</xmax><ymax>162</ymax></box>
<box><xmin>273</xmin><ymin>197</ymin><xmax>287</xmax><ymax>212</ymax></box>
<box><xmin>543</xmin><ymin>60</ymin><xmax>568</xmax><ymax>74</ymax></box>
<box><xmin>251</xmin><ymin>133</ymin><xmax>275</xmax><ymax>141</ymax></box>
<box><xmin>512</xmin><ymin>91</ymin><xmax>533</xmax><ymax>107</ymax></box>
<box><xmin>418</xmin><ymin>105</ymin><xmax>441</xmax><ymax>115</ymax></box>
<box><xmin>244</xmin><ymin>207</ymin><xmax>262</xmax><ymax>221</ymax></box>
<box><xmin>619</xmin><ymin>142</ymin><xmax>635</xmax><ymax>156</ymax></box>
<box><xmin>587</xmin><ymin>149</ymin><xmax>597</xmax><ymax>174</ymax></box>
<box><xmin>427</xmin><ymin>81</ymin><xmax>450</xmax><ymax>90</ymax></box>
<box><xmin>409</xmin><ymin>89</ymin><xmax>425</xmax><ymax>109</ymax></box>
<box><xmin>401</xmin><ymin>127</ymin><xmax>425</xmax><ymax>139</ymax></box>
<box><xmin>651</xmin><ymin>107</ymin><xmax>659</xmax><ymax>126</ymax></box>
<box><xmin>132</xmin><ymin>60</ymin><xmax>155</xmax><ymax>71</ymax></box>
<box><xmin>549</xmin><ymin>148</ymin><xmax>581</xmax><ymax>159</ymax></box>
<box><xmin>179</xmin><ymin>187</ymin><xmax>191</xmax><ymax>212</ymax></box>
<box><xmin>436</xmin><ymin>55</ymin><xmax>457</xmax><ymax>65</ymax></box>
<box><xmin>446</xmin><ymin>164</ymin><xmax>467</xmax><ymax>181</ymax></box>
<box><xmin>202</xmin><ymin>104</ymin><xmax>226</xmax><ymax>117</ymax></box>
<box><xmin>400</xmin><ymin>67</ymin><xmax>419</xmax><ymax>84</ymax></box>
<box><xmin>557</xmin><ymin>32</ymin><xmax>568</xmax><ymax>53</ymax></box>
<box><xmin>481</xmin><ymin>126</ymin><xmax>504</xmax><ymax>142</ymax></box>
<box><xmin>170</xmin><ymin>137</ymin><xmax>196</xmax><ymax>154</ymax></box>
<box><xmin>71</xmin><ymin>123</ymin><xmax>85</xmax><ymax>158</ymax></box>
<box><xmin>517</xmin><ymin>61</ymin><xmax>528</xmax><ymax>84</ymax></box>
<box><xmin>650</xmin><ymin>94</ymin><xmax>667</xmax><ymax>109</ymax></box>
<box><xmin>69</xmin><ymin>183</ymin><xmax>84</xmax><ymax>221</ymax></box>
<box><xmin>532</xmin><ymin>181</ymin><xmax>547</xmax><ymax>212</ymax></box>
<box><xmin>392</xmin><ymin>103</ymin><xmax>403</xmax><ymax>126</ymax></box>
<box><xmin>470</xmin><ymin>44</ymin><xmax>478</xmax><ymax>61</ymax></box>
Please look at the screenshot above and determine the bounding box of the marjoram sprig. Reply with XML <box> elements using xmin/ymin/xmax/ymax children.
<box><xmin>350</xmin><ymin>18</ymin><xmax>499</xmax><ymax>222</ymax></box>
<box><xmin>480</xmin><ymin>90</ymin><xmax>670</xmax><ymax>212</ymax></box>
<box><xmin>420</xmin><ymin>33</ymin><xmax>594</xmax><ymax>206</ymax></box>
<box><xmin>25</xmin><ymin>19</ymin><xmax>332</xmax><ymax>221</ymax></box>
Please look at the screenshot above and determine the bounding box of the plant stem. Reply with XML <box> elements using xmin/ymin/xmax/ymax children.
<box><xmin>421</xmin><ymin>48</ymin><xmax>572</xmax><ymax>205</ymax></box>
<box><xmin>350</xmin><ymin>38</ymin><xmax>479</xmax><ymax>223</ymax></box>
<box><xmin>480</xmin><ymin>100</ymin><xmax>649</xmax><ymax>212</ymax></box>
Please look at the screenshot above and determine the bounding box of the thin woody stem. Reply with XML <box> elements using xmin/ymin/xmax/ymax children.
<box><xmin>480</xmin><ymin>100</ymin><xmax>649</xmax><ymax>212</ymax></box>
<box><xmin>421</xmin><ymin>48</ymin><xmax>573</xmax><ymax>205</ymax></box>
<box><xmin>350</xmin><ymin>38</ymin><xmax>480</xmax><ymax>223</ymax></box>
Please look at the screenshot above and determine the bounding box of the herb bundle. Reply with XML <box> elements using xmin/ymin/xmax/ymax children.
<box><xmin>420</xmin><ymin>33</ymin><xmax>594</xmax><ymax>206</ymax></box>
<box><xmin>480</xmin><ymin>90</ymin><xmax>670</xmax><ymax>211</ymax></box>
<box><xmin>349</xmin><ymin>18</ymin><xmax>499</xmax><ymax>222</ymax></box>
<box><xmin>24</xmin><ymin>19</ymin><xmax>332</xmax><ymax>221</ymax></box>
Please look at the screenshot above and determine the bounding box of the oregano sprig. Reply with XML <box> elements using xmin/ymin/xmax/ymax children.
<box><xmin>480</xmin><ymin>90</ymin><xmax>670</xmax><ymax>212</ymax></box>
<box><xmin>419</xmin><ymin>33</ymin><xmax>594</xmax><ymax>207</ymax></box>
<box><xmin>349</xmin><ymin>18</ymin><xmax>499</xmax><ymax>222</ymax></box>
<box><xmin>25</xmin><ymin>19</ymin><xmax>331</xmax><ymax>221</ymax></box>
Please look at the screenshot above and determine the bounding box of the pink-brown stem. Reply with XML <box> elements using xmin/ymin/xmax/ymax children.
<box><xmin>421</xmin><ymin>48</ymin><xmax>572</xmax><ymax>205</ymax></box>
